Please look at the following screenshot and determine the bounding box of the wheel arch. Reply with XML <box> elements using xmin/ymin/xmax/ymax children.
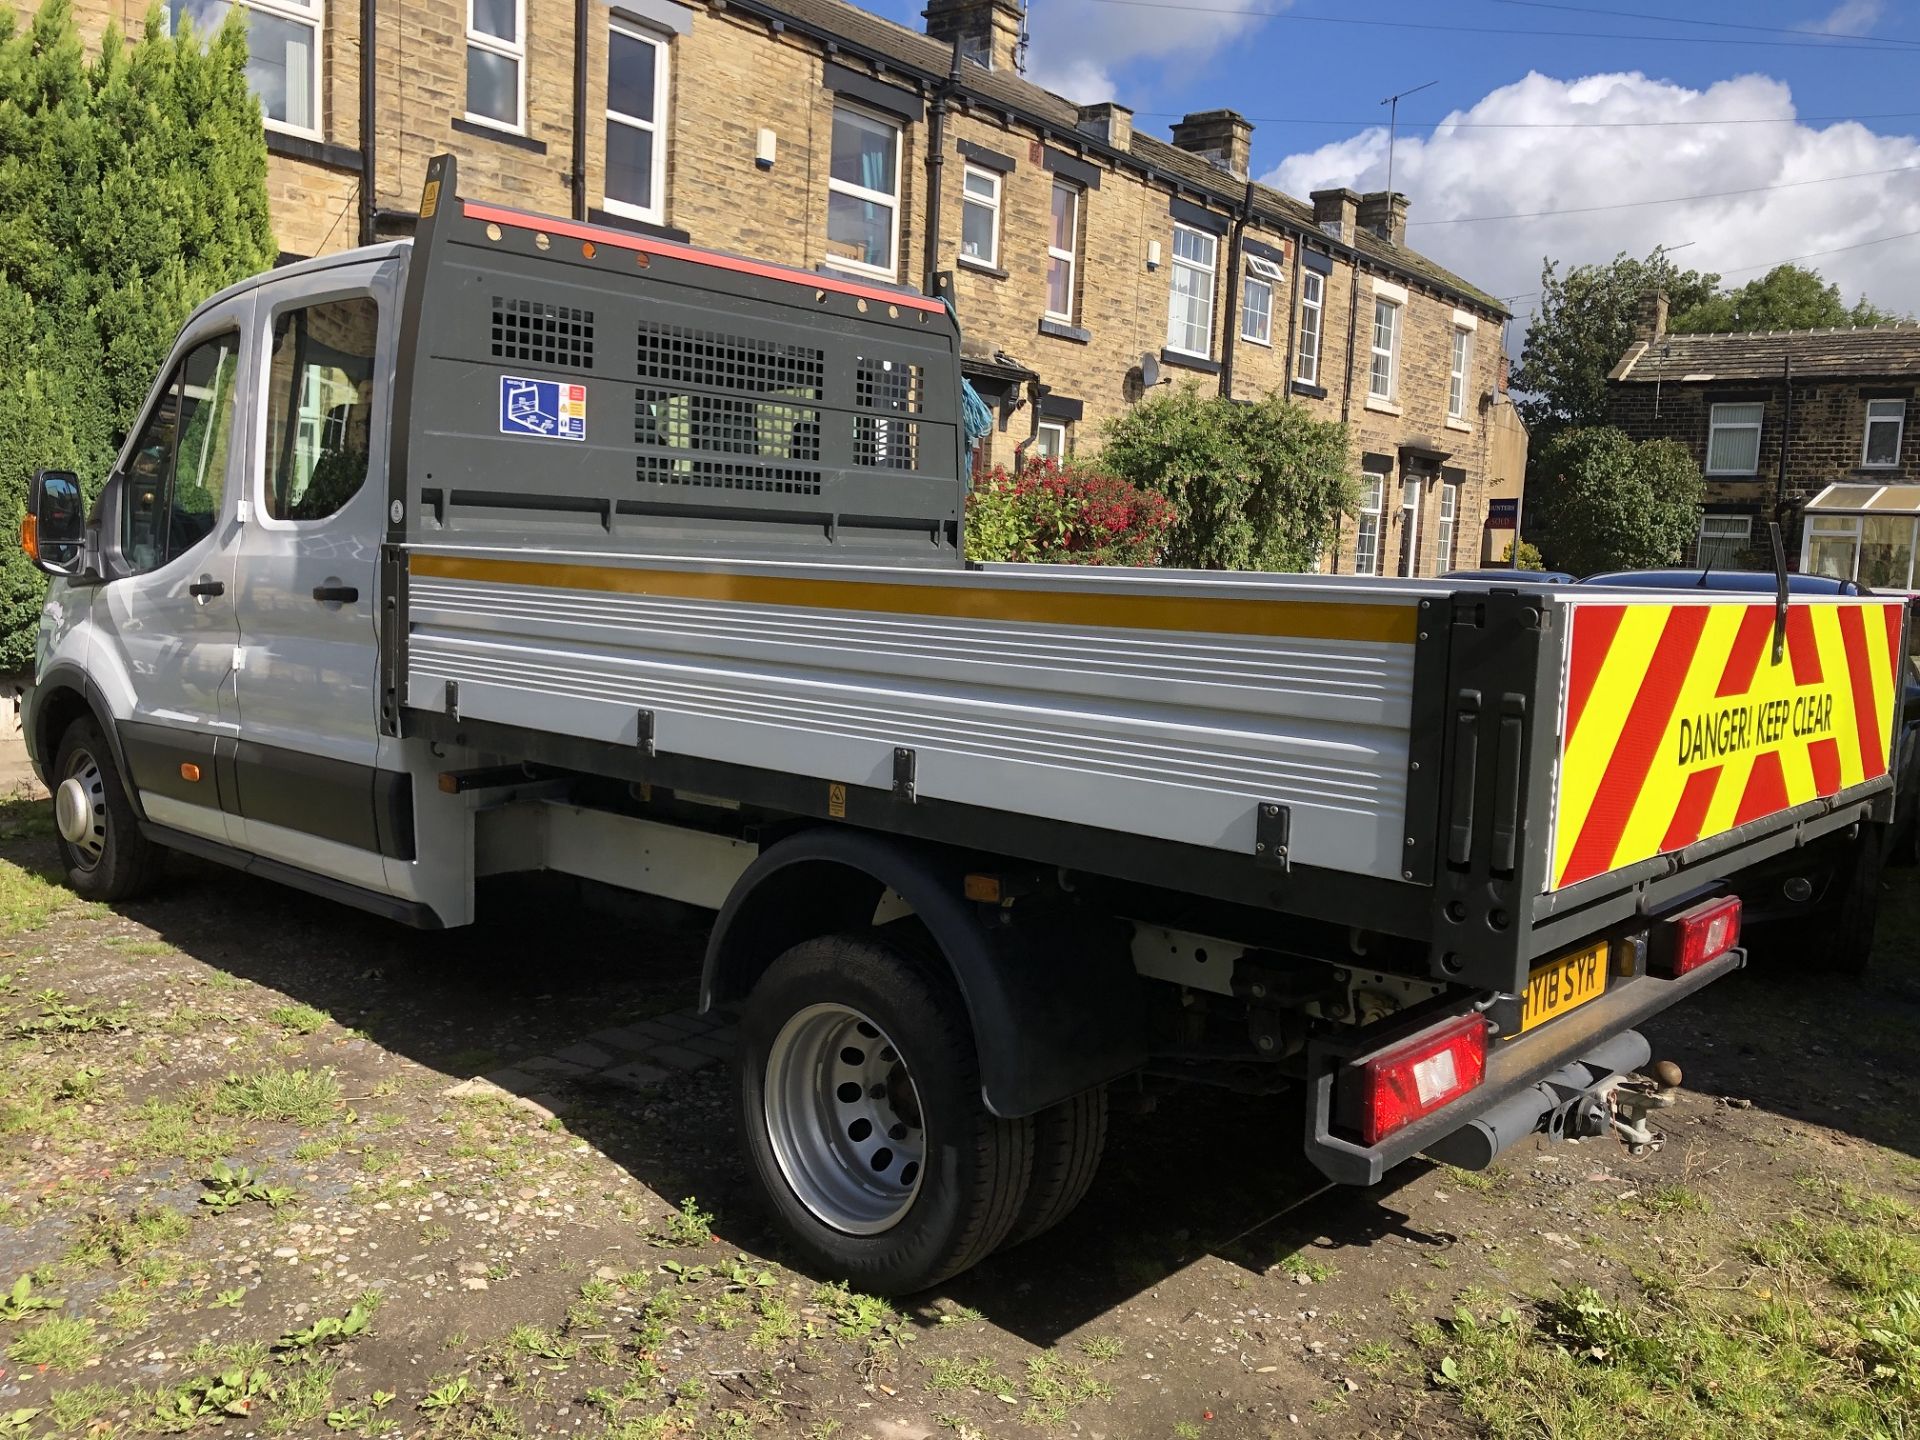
<box><xmin>28</xmin><ymin>668</ymin><xmax>141</xmax><ymax>819</ymax></box>
<box><xmin>703</xmin><ymin>827</ymin><xmax>1146</xmax><ymax>1118</ymax></box>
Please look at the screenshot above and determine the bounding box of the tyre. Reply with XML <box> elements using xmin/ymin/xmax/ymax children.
<box><xmin>51</xmin><ymin>718</ymin><xmax>163</xmax><ymax>902</ymax></box>
<box><xmin>999</xmin><ymin>1086</ymin><xmax>1107</xmax><ymax>1251</ymax></box>
<box><xmin>736</xmin><ymin>933</ymin><xmax>1033</xmax><ymax>1294</ymax></box>
<box><xmin>1830</xmin><ymin>824</ymin><xmax>1888</xmax><ymax>981</ymax></box>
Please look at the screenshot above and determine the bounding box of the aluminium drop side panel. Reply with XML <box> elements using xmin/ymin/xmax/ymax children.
<box><xmin>400</xmin><ymin>550</ymin><xmax>1431</xmax><ymax>882</ymax></box>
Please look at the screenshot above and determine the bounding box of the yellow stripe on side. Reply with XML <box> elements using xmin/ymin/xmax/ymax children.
<box><xmin>408</xmin><ymin>552</ymin><xmax>1422</xmax><ymax>645</ymax></box>
<box><xmin>1552</xmin><ymin>605</ymin><xmax>1664</xmax><ymax>885</ymax></box>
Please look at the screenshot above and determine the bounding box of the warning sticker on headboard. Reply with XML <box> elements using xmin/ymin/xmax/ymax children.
<box><xmin>499</xmin><ymin>376</ymin><xmax>586</xmax><ymax>442</ymax></box>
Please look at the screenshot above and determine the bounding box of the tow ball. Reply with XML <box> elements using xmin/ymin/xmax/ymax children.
<box><xmin>1595</xmin><ymin>1060</ymin><xmax>1684</xmax><ymax>1157</ymax></box>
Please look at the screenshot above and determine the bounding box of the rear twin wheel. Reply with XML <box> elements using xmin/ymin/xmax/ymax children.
<box><xmin>735</xmin><ymin>933</ymin><xmax>1107</xmax><ymax>1294</ymax></box>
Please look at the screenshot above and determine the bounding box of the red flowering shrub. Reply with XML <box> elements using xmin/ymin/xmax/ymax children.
<box><xmin>964</xmin><ymin>457</ymin><xmax>1177</xmax><ymax>567</ymax></box>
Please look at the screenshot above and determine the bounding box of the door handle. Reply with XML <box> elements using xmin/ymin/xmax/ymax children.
<box><xmin>188</xmin><ymin>580</ymin><xmax>224</xmax><ymax>598</ymax></box>
<box><xmin>312</xmin><ymin>585</ymin><xmax>359</xmax><ymax>604</ymax></box>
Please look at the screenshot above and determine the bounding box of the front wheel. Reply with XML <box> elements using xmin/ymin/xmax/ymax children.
<box><xmin>52</xmin><ymin>718</ymin><xmax>162</xmax><ymax>902</ymax></box>
<box><xmin>736</xmin><ymin>933</ymin><xmax>1032</xmax><ymax>1294</ymax></box>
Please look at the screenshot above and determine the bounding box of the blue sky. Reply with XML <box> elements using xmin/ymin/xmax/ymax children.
<box><xmin>866</xmin><ymin>0</ymin><xmax>1920</xmax><ymax>331</ymax></box>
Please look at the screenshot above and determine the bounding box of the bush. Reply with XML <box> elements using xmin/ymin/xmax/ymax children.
<box><xmin>964</xmin><ymin>457</ymin><xmax>1176</xmax><ymax>566</ymax></box>
<box><xmin>1531</xmin><ymin>427</ymin><xmax>1703</xmax><ymax>576</ymax></box>
<box><xmin>1503</xmin><ymin>539</ymin><xmax>1546</xmax><ymax>571</ymax></box>
<box><xmin>1096</xmin><ymin>385</ymin><xmax>1355</xmax><ymax>572</ymax></box>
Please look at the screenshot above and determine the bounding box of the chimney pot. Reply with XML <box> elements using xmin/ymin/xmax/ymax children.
<box><xmin>1310</xmin><ymin>187</ymin><xmax>1360</xmax><ymax>242</ymax></box>
<box><xmin>923</xmin><ymin>0</ymin><xmax>1023</xmax><ymax>72</ymax></box>
<box><xmin>1356</xmin><ymin>190</ymin><xmax>1409</xmax><ymax>246</ymax></box>
<box><xmin>1169</xmin><ymin>108</ymin><xmax>1253</xmax><ymax>179</ymax></box>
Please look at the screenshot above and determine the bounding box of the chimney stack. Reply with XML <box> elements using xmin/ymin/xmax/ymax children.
<box><xmin>1076</xmin><ymin>101</ymin><xmax>1132</xmax><ymax>151</ymax></box>
<box><xmin>923</xmin><ymin>0</ymin><xmax>1023</xmax><ymax>72</ymax></box>
<box><xmin>1310</xmin><ymin>187</ymin><xmax>1360</xmax><ymax>242</ymax></box>
<box><xmin>1356</xmin><ymin>191</ymin><xmax>1409</xmax><ymax>246</ymax></box>
<box><xmin>1634</xmin><ymin>289</ymin><xmax>1670</xmax><ymax>341</ymax></box>
<box><xmin>1169</xmin><ymin>109</ymin><xmax>1253</xmax><ymax>179</ymax></box>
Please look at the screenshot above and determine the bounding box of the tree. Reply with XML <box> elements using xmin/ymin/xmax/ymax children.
<box><xmin>1511</xmin><ymin>248</ymin><xmax>1718</xmax><ymax>443</ymax></box>
<box><xmin>1095</xmin><ymin>385</ymin><xmax>1356</xmax><ymax>572</ymax></box>
<box><xmin>1530</xmin><ymin>427</ymin><xmax>1702</xmax><ymax>575</ymax></box>
<box><xmin>1669</xmin><ymin>264</ymin><xmax>1906</xmax><ymax>334</ymax></box>
<box><xmin>0</xmin><ymin>0</ymin><xmax>274</xmax><ymax>671</ymax></box>
<box><xmin>963</xmin><ymin>457</ymin><xmax>1176</xmax><ymax>566</ymax></box>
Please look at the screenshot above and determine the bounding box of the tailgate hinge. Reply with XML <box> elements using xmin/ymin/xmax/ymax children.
<box><xmin>892</xmin><ymin>747</ymin><xmax>918</xmax><ymax>802</ymax></box>
<box><xmin>444</xmin><ymin>680</ymin><xmax>459</xmax><ymax>721</ymax></box>
<box><xmin>637</xmin><ymin>708</ymin><xmax>656</xmax><ymax>757</ymax></box>
<box><xmin>1254</xmin><ymin>801</ymin><xmax>1291</xmax><ymax>870</ymax></box>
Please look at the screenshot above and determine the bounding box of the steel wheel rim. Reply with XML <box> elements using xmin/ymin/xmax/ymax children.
<box><xmin>56</xmin><ymin>750</ymin><xmax>108</xmax><ymax>872</ymax></box>
<box><xmin>763</xmin><ymin>1002</ymin><xmax>926</xmax><ymax>1235</ymax></box>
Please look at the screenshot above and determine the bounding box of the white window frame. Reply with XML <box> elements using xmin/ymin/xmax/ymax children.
<box><xmin>602</xmin><ymin>19</ymin><xmax>670</xmax><ymax>225</ymax></box>
<box><xmin>960</xmin><ymin>164</ymin><xmax>1002</xmax><ymax>270</ymax></box>
<box><xmin>1436</xmin><ymin>481</ymin><xmax>1458</xmax><ymax>571</ymax></box>
<box><xmin>1354</xmin><ymin>473</ymin><xmax>1385</xmax><ymax>577</ymax></box>
<box><xmin>1166</xmin><ymin>223</ymin><xmax>1218</xmax><ymax>359</ymax></box>
<box><xmin>1447</xmin><ymin>326</ymin><xmax>1472</xmax><ymax>420</ymax></box>
<box><xmin>1698</xmin><ymin>513</ymin><xmax>1752</xmax><ymax>568</ymax></box>
<box><xmin>1706</xmin><ymin>402</ymin><xmax>1765</xmax><ymax>476</ymax></box>
<box><xmin>1045</xmin><ymin>181</ymin><xmax>1080</xmax><ymax>322</ymax></box>
<box><xmin>1240</xmin><ymin>260</ymin><xmax>1277</xmax><ymax>346</ymax></box>
<box><xmin>1398</xmin><ymin>475</ymin><xmax>1423</xmax><ymax>576</ymax></box>
<box><xmin>465</xmin><ymin>0</ymin><xmax>527</xmax><ymax>134</ymax></box>
<box><xmin>170</xmin><ymin>0</ymin><xmax>324</xmax><ymax>140</ymax></box>
<box><xmin>1369</xmin><ymin>296</ymin><xmax>1401</xmax><ymax>403</ymax></box>
<box><xmin>1034</xmin><ymin>420</ymin><xmax>1068</xmax><ymax>461</ymax></box>
<box><xmin>1863</xmin><ymin>397</ymin><xmax>1906</xmax><ymax>469</ymax></box>
<box><xmin>1296</xmin><ymin>269</ymin><xmax>1324</xmax><ymax>386</ymax></box>
<box><xmin>824</xmin><ymin>102</ymin><xmax>903</xmax><ymax>281</ymax></box>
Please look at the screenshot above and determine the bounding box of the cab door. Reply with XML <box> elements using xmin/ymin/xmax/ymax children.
<box><xmin>228</xmin><ymin>260</ymin><xmax>402</xmax><ymax>893</ymax></box>
<box><xmin>94</xmin><ymin>300</ymin><xmax>253</xmax><ymax>843</ymax></box>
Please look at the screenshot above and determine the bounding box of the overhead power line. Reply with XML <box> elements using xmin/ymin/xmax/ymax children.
<box><xmin>1130</xmin><ymin>109</ymin><xmax>1920</xmax><ymax>131</ymax></box>
<box><xmin>1489</xmin><ymin>0</ymin><xmax>1920</xmax><ymax>48</ymax></box>
<box><xmin>1071</xmin><ymin>0</ymin><xmax>1920</xmax><ymax>52</ymax></box>
<box><xmin>1411</xmin><ymin>162</ymin><xmax>1920</xmax><ymax>226</ymax></box>
<box><xmin>1499</xmin><ymin>226</ymin><xmax>1920</xmax><ymax>304</ymax></box>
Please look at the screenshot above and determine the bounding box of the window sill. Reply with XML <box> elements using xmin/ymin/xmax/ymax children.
<box><xmin>1364</xmin><ymin>396</ymin><xmax>1403</xmax><ymax>416</ymax></box>
<box><xmin>1854</xmin><ymin>464</ymin><xmax>1903</xmax><ymax>474</ymax></box>
<box><xmin>588</xmin><ymin>208</ymin><xmax>690</xmax><ymax>243</ymax></box>
<box><xmin>264</xmin><ymin>129</ymin><xmax>361</xmax><ymax>171</ymax></box>
<box><xmin>957</xmin><ymin>255</ymin><xmax>1008</xmax><ymax>279</ymax></box>
<box><xmin>1160</xmin><ymin>347</ymin><xmax>1221</xmax><ymax>376</ymax></box>
<box><xmin>1240</xmin><ymin>333</ymin><xmax>1274</xmax><ymax>349</ymax></box>
<box><xmin>1039</xmin><ymin>317</ymin><xmax>1091</xmax><ymax>344</ymax></box>
<box><xmin>821</xmin><ymin>257</ymin><xmax>900</xmax><ymax>283</ymax></box>
<box><xmin>452</xmin><ymin>116</ymin><xmax>547</xmax><ymax>154</ymax></box>
<box><xmin>1291</xmin><ymin>379</ymin><xmax>1327</xmax><ymax>400</ymax></box>
<box><xmin>1445</xmin><ymin>416</ymin><xmax>1473</xmax><ymax>434</ymax></box>
<box><xmin>1704</xmin><ymin>471</ymin><xmax>1761</xmax><ymax>480</ymax></box>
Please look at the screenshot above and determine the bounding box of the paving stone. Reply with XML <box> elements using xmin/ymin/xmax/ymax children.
<box><xmin>520</xmin><ymin>1056</ymin><xmax>593</xmax><ymax>1078</ymax></box>
<box><xmin>472</xmin><ymin>1069</ymin><xmax>542</xmax><ymax>1097</ymax></box>
<box><xmin>588</xmin><ymin>1020</ymin><xmax>682</xmax><ymax>1050</ymax></box>
<box><xmin>601</xmin><ymin>1061</ymin><xmax>673</xmax><ymax>1089</ymax></box>
<box><xmin>655</xmin><ymin>1010</ymin><xmax>715</xmax><ymax>1035</ymax></box>
<box><xmin>684</xmin><ymin>1033</ymin><xmax>735</xmax><ymax>1060</ymax></box>
<box><xmin>648</xmin><ymin>1043</ymin><xmax>716</xmax><ymax>1071</ymax></box>
<box><xmin>551</xmin><ymin>1042</ymin><xmax>615</xmax><ymax>1069</ymax></box>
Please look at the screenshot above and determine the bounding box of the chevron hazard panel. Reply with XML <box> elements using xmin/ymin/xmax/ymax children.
<box><xmin>1550</xmin><ymin>597</ymin><xmax>1906</xmax><ymax>892</ymax></box>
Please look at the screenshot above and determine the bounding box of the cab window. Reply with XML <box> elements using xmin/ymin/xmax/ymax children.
<box><xmin>121</xmin><ymin>332</ymin><xmax>242</xmax><ymax>573</ymax></box>
<box><xmin>263</xmin><ymin>297</ymin><xmax>378</xmax><ymax>522</ymax></box>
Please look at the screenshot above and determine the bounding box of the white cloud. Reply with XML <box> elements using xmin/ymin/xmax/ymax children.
<box><xmin>1264</xmin><ymin>71</ymin><xmax>1920</xmax><ymax>336</ymax></box>
<box><xmin>1021</xmin><ymin>0</ymin><xmax>1276</xmax><ymax>103</ymax></box>
<box><xmin>1801</xmin><ymin>0</ymin><xmax>1884</xmax><ymax>37</ymax></box>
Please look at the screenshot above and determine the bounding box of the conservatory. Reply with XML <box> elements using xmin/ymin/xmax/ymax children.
<box><xmin>1800</xmin><ymin>483</ymin><xmax>1920</xmax><ymax>592</ymax></box>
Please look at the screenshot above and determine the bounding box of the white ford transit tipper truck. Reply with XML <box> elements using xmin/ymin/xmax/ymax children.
<box><xmin>19</xmin><ymin>157</ymin><xmax>1909</xmax><ymax>1293</ymax></box>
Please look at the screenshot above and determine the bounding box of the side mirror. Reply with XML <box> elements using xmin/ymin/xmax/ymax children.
<box><xmin>24</xmin><ymin>469</ymin><xmax>86</xmax><ymax>577</ymax></box>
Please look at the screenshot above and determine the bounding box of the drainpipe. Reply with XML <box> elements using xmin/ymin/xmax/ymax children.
<box><xmin>1338</xmin><ymin>260</ymin><xmax>1360</xmax><ymax>425</ymax></box>
<box><xmin>570</xmin><ymin>0</ymin><xmax>590</xmax><ymax>220</ymax></box>
<box><xmin>922</xmin><ymin>42</ymin><xmax>961</xmax><ymax>296</ymax></box>
<box><xmin>1775</xmin><ymin>352</ymin><xmax>1793</xmax><ymax>521</ymax></box>
<box><xmin>1217</xmin><ymin>179</ymin><xmax>1254</xmax><ymax>400</ymax></box>
<box><xmin>358</xmin><ymin>0</ymin><xmax>376</xmax><ymax>244</ymax></box>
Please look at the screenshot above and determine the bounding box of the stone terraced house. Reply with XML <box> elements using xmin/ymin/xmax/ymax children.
<box><xmin>72</xmin><ymin>0</ymin><xmax>1524</xmax><ymax>575</ymax></box>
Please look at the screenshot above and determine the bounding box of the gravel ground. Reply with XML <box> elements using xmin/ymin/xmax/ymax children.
<box><xmin>0</xmin><ymin>789</ymin><xmax>1915</xmax><ymax>1440</ymax></box>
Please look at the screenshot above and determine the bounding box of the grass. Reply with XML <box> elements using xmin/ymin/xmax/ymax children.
<box><xmin>1275</xmin><ymin>1249</ymin><xmax>1339</xmax><ymax>1284</ymax></box>
<box><xmin>0</xmin><ymin>855</ymin><xmax>73</xmax><ymax>937</ymax></box>
<box><xmin>267</xmin><ymin>1003</ymin><xmax>330</xmax><ymax>1036</ymax></box>
<box><xmin>63</xmin><ymin>1205</ymin><xmax>189</xmax><ymax>1269</ymax></box>
<box><xmin>132</xmin><ymin>1095</ymin><xmax>241</xmax><ymax>1164</ymax></box>
<box><xmin>211</xmin><ymin>1066</ymin><xmax>342</xmax><ymax>1125</ymax></box>
<box><xmin>6</xmin><ymin>1315</ymin><xmax>99</xmax><ymax>1371</ymax></box>
<box><xmin>1419</xmin><ymin>1184</ymin><xmax>1920</xmax><ymax>1439</ymax></box>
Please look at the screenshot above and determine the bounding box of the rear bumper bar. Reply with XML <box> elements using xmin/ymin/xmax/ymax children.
<box><xmin>1302</xmin><ymin>948</ymin><xmax>1743</xmax><ymax>1186</ymax></box>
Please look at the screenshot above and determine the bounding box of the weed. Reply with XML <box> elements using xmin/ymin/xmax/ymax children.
<box><xmin>264</xmin><ymin>1361</ymin><xmax>340</xmax><ymax>1436</ymax></box>
<box><xmin>1172</xmin><ymin>1425</ymin><xmax>1203</xmax><ymax>1440</ymax></box>
<box><xmin>0</xmin><ymin>1274</ymin><xmax>61</xmax><ymax>1321</ymax></box>
<box><xmin>649</xmin><ymin>1196</ymin><xmax>715</xmax><ymax>1248</ymax></box>
<box><xmin>1077</xmin><ymin>1334</ymin><xmax>1124</xmax><ymax>1361</ymax></box>
<box><xmin>416</xmin><ymin>1377</ymin><xmax>471</xmax><ymax>1413</ymax></box>
<box><xmin>208</xmin><ymin>1288</ymin><xmax>247</xmax><ymax>1310</ymax></box>
<box><xmin>275</xmin><ymin>1303</ymin><xmax>373</xmax><ymax>1354</ymax></box>
<box><xmin>46</xmin><ymin>1384</ymin><xmax>118</xmax><ymax>1431</ymax></box>
<box><xmin>507</xmin><ymin>1325</ymin><xmax>574</xmax><ymax>1361</ymax></box>
<box><xmin>199</xmin><ymin>1161</ymin><xmax>296</xmax><ymax>1215</ymax></box>
<box><xmin>324</xmin><ymin>1392</ymin><xmax>395</xmax><ymax>1433</ymax></box>
<box><xmin>750</xmin><ymin>1295</ymin><xmax>798</xmax><ymax>1350</ymax></box>
<box><xmin>211</xmin><ymin>1066</ymin><xmax>342</xmax><ymax>1125</ymax></box>
<box><xmin>928</xmin><ymin>1356</ymin><xmax>1014</xmax><ymax>1397</ymax></box>
<box><xmin>268</xmin><ymin>1004</ymin><xmax>329</xmax><ymax>1035</ymax></box>
<box><xmin>151</xmin><ymin>1370</ymin><xmax>272</xmax><ymax>1429</ymax></box>
<box><xmin>937</xmin><ymin>1304</ymin><xmax>985</xmax><ymax>1327</ymax></box>
<box><xmin>64</xmin><ymin>1205</ymin><xmax>190</xmax><ymax>1268</ymax></box>
<box><xmin>292</xmin><ymin>1136</ymin><xmax>345</xmax><ymax>1163</ymax></box>
<box><xmin>15</xmin><ymin>992</ymin><xmax>116</xmax><ymax>1037</ymax></box>
<box><xmin>1275</xmin><ymin>1249</ymin><xmax>1338</xmax><ymax>1284</ymax></box>
<box><xmin>8</xmin><ymin>1316</ymin><xmax>99</xmax><ymax>1371</ymax></box>
<box><xmin>601</xmin><ymin>1417</ymin><xmax>670</xmax><ymax>1440</ymax></box>
<box><xmin>1444</xmin><ymin>1164</ymin><xmax>1504</xmax><ymax>1194</ymax></box>
<box><xmin>1022</xmin><ymin>1352</ymin><xmax>1111</xmax><ymax>1424</ymax></box>
<box><xmin>133</xmin><ymin>1097</ymin><xmax>241</xmax><ymax>1164</ymax></box>
<box><xmin>1352</xmin><ymin>1338</ymin><xmax>1400</xmax><ymax>1371</ymax></box>
<box><xmin>810</xmin><ymin>1280</ymin><xmax>896</xmax><ymax>1341</ymax></box>
<box><xmin>54</xmin><ymin>1066</ymin><xmax>103</xmax><ymax>1102</ymax></box>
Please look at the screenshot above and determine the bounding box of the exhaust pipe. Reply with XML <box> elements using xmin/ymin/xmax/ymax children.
<box><xmin>1423</xmin><ymin>1030</ymin><xmax>1652</xmax><ymax>1171</ymax></box>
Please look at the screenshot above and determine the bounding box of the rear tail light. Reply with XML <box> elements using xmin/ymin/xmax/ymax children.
<box><xmin>1354</xmin><ymin>1014</ymin><xmax>1488</xmax><ymax>1146</ymax></box>
<box><xmin>1654</xmin><ymin>895</ymin><xmax>1742</xmax><ymax>977</ymax></box>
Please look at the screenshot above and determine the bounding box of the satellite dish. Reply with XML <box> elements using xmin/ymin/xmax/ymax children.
<box><xmin>1140</xmin><ymin>352</ymin><xmax>1161</xmax><ymax>389</ymax></box>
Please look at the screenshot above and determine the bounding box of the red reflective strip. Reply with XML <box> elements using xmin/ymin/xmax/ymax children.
<box><xmin>1565</xmin><ymin>605</ymin><xmax>1625</xmax><ymax>743</ymax></box>
<box><xmin>1808</xmin><ymin>736</ymin><xmax>1842</xmax><ymax>796</ymax></box>
<box><xmin>1733</xmin><ymin>748</ymin><xmax>1791</xmax><ymax>827</ymax></box>
<box><xmin>1887</xmin><ymin>601</ymin><xmax>1908</xmax><ymax>685</ymax></box>
<box><xmin>1716</xmin><ymin>606</ymin><xmax>1775</xmax><ymax>697</ymax></box>
<box><xmin>1786</xmin><ymin>606</ymin><xmax>1823</xmax><ymax>686</ymax></box>
<box><xmin>1838</xmin><ymin>605</ymin><xmax>1887</xmax><ymax>778</ymax></box>
<box><xmin>1560</xmin><ymin>605</ymin><xmax>1710</xmax><ymax>887</ymax></box>
<box><xmin>459</xmin><ymin>200</ymin><xmax>949</xmax><ymax>314</ymax></box>
<box><xmin>1661</xmin><ymin>766</ymin><xmax>1721</xmax><ymax>852</ymax></box>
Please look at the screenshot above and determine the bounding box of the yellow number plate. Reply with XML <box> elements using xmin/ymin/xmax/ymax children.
<box><xmin>1515</xmin><ymin>941</ymin><xmax>1608</xmax><ymax>1035</ymax></box>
